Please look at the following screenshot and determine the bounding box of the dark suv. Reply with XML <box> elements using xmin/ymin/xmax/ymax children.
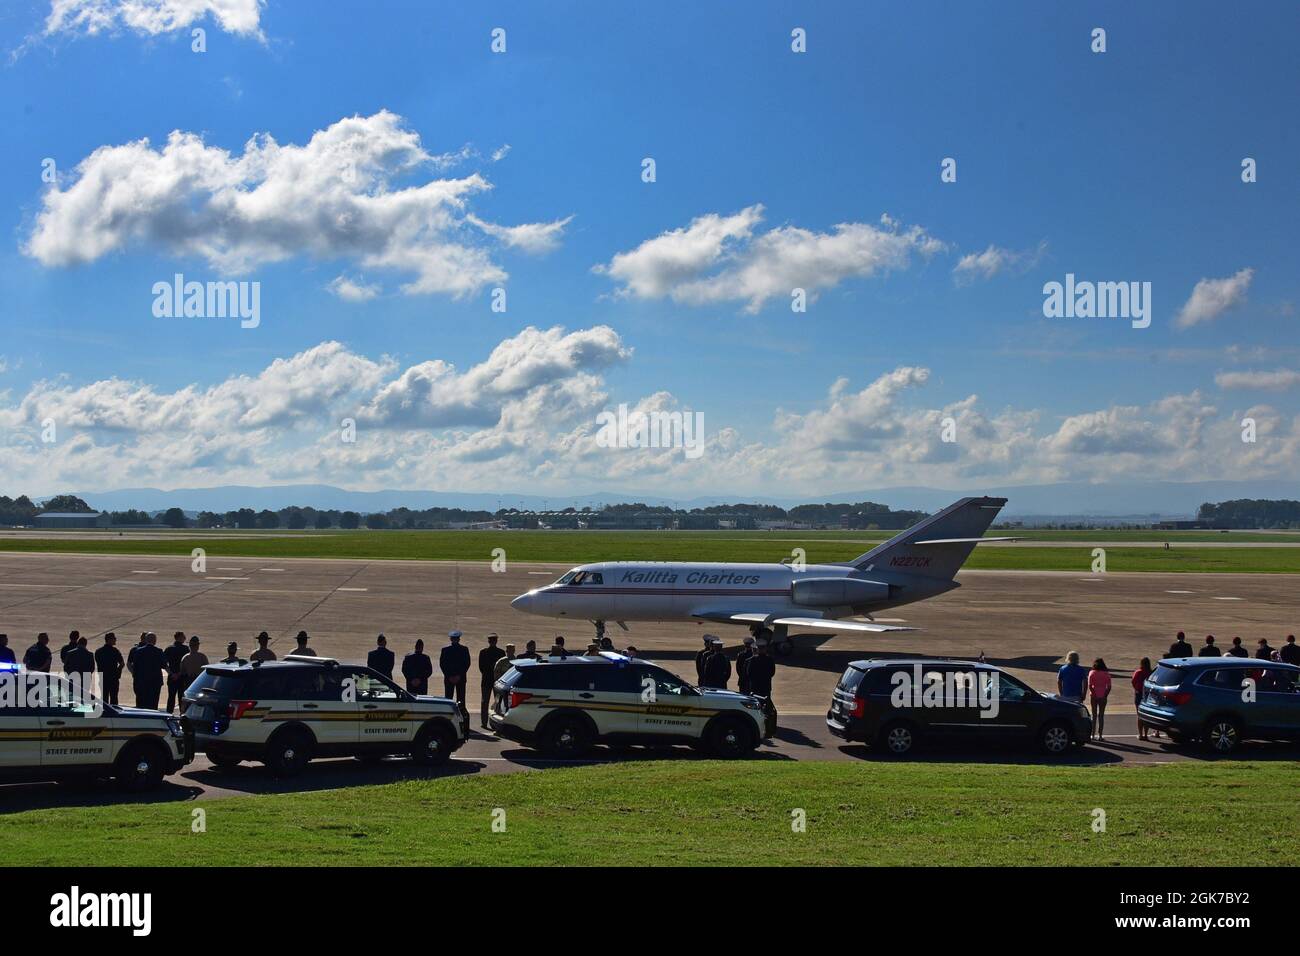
<box><xmin>826</xmin><ymin>658</ymin><xmax>1091</xmax><ymax>756</ymax></box>
<box><xmin>1138</xmin><ymin>657</ymin><xmax>1300</xmax><ymax>753</ymax></box>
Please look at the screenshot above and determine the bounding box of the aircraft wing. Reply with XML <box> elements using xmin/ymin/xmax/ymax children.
<box><xmin>691</xmin><ymin>611</ymin><xmax>916</xmax><ymax>633</ymax></box>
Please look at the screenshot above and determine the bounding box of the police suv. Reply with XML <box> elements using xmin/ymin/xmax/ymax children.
<box><xmin>183</xmin><ymin>655</ymin><xmax>469</xmax><ymax>776</ymax></box>
<box><xmin>490</xmin><ymin>652</ymin><xmax>777</xmax><ymax>757</ymax></box>
<box><xmin>0</xmin><ymin>665</ymin><xmax>192</xmax><ymax>790</ymax></box>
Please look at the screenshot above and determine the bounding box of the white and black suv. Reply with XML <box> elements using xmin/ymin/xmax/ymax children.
<box><xmin>489</xmin><ymin>653</ymin><xmax>777</xmax><ymax>758</ymax></box>
<box><xmin>0</xmin><ymin>666</ymin><xmax>192</xmax><ymax>791</ymax></box>
<box><xmin>183</xmin><ymin>655</ymin><xmax>469</xmax><ymax>776</ymax></box>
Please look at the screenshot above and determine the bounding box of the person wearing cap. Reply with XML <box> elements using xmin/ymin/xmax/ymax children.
<box><xmin>220</xmin><ymin>642</ymin><xmax>245</xmax><ymax>665</ymax></box>
<box><xmin>493</xmin><ymin>643</ymin><xmax>517</xmax><ymax>682</ymax></box>
<box><xmin>23</xmin><ymin>632</ymin><xmax>52</xmax><ymax>673</ymax></box>
<box><xmin>367</xmin><ymin>634</ymin><xmax>394</xmax><ymax>679</ymax></box>
<box><xmin>702</xmin><ymin>637</ymin><xmax>731</xmax><ymax>689</ymax></box>
<box><xmin>163</xmin><ymin>631</ymin><xmax>189</xmax><ymax>713</ymax></box>
<box><xmin>695</xmin><ymin>635</ymin><xmax>714</xmax><ymax>684</ymax></box>
<box><xmin>439</xmin><ymin>632</ymin><xmax>470</xmax><ymax>715</ymax></box>
<box><xmin>130</xmin><ymin>632</ymin><xmax>166</xmax><ymax>710</ymax></box>
<box><xmin>477</xmin><ymin>633</ymin><xmax>506</xmax><ymax>728</ymax></box>
<box><xmin>95</xmin><ymin>633</ymin><xmax>124</xmax><ymax>705</ymax></box>
<box><xmin>177</xmin><ymin>635</ymin><xmax>209</xmax><ymax>712</ymax></box>
<box><xmin>735</xmin><ymin>635</ymin><xmax>757</xmax><ymax>695</ymax></box>
<box><xmin>249</xmin><ymin>631</ymin><xmax>276</xmax><ymax>663</ymax></box>
<box><xmin>402</xmin><ymin>639</ymin><xmax>433</xmax><ymax>695</ymax></box>
<box><xmin>747</xmin><ymin>640</ymin><xmax>776</xmax><ymax>700</ymax></box>
<box><xmin>292</xmin><ymin>630</ymin><xmax>317</xmax><ymax>657</ymax></box>
<box><xmin>0</xmin><ymin>634</ymin><xmax>15</xmax><ymax>665</ymax></box>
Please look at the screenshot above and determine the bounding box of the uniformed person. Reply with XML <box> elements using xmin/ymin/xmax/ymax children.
<box><xmin>58</xmin><ymin>630</ymin><xmax>81</xmax><ymax>671</ymax></box>
<box><xmin>477</xmin><ymin>633</ymin><xmax>505</xmax><ymax>728</ymax></box>
<box><xmin>402</xmin><ymin>639</ymin><xmax>433</xmax><ymax>695</ymax></box>
<box><xmin>702</xmin><ymin>637</ymin><xmax>731</xmax><ymax>689</ymax></box>
<box><xmin>747</xmin><ymin>642</ymin><xmax>776</xmax><ymax>700</ymax></box>
<box><xmin>292</xmin><ymin>630</ymin><xmax>317</xmax><ymax>657</ymax></box>
<box><xmin>130</xmin><ymin>633</ymin><xmax>166</xmax><ymax>710</ymax></box>
<box><xmin>0</xmin><ymin>634</ymin><xmax>15</xmax><ymax>665</ymax></box>
<box><xmin>95</xmin><ymin>633</ymin><xmax>124</xmax><ymax>705</ymax></box>
<box><xmin>735</xmin><ymin>636</ymin><xmax>756</xmax><ymax>695</ymax></box>
<box><xmin>440</xmin><ymin>631</ymin><xmax>471</xmax><ymax>715</ymax></box>
<box><xmin>23</xmin><ymin>632</ymin><xmax>52</xmax><ymax>672</ymax></box>
<box><xmin>367</xmin><ymin>634</ymin><xmax>395</xmax><ymax>678</ymax></box>
<box><xmin>250</xmin><ymin>631</ymin><xmax>277</xmax><ymax>662</ymax></box>
<box><xmin>695</xmin><ymin>635</ymin><xmax>714</xmax><ymax>683</ymax></box>
<box><xmin>220</xmin><ymin>641</ymin><xmax>245</xmax><ymax>665</ymax></box>
<box><xmin>64</xmin><ymin>636</ymin><xmax>96</xmax><ymax>701</ymax></box>
<box><xmin>163</xmin><ymin>631</ymin><xmax>189</xmax><ymax>713</ymax></box>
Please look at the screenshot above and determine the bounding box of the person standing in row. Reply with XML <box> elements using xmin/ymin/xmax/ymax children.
<box><xmin>1256</xmin><ymin>638</ymin><xmax>1274</xmax><ymax>661</ymax></box>
<box><xmin>64</xmin><ymin>636</ymin><xmax>96</xmax><ymax>701</ymax></box>
<box><xmin>1087</xmin><ymin>658</ymin><xmax>1112</xmax><ymax>741</ymax></box>
<box><xmin>1279</xmin><ymin>635</ymin><xmax>1300</xmax><ymax>666</ymax></box>
<box><xmin>492</xmin><ymin>643</ymin><xmax>516</xmax><ymax>683</ymax></box>
<box><xmin>177</xmin><ymin>636</ymin><xmax>208</xmax><ymax>713</ymax></box>
<box><xmin>477</xmin><ymin>633</ymin><xmax>505</xmax><ymax>728</ymax></box>
<box><xmin>95</xmin><ymin>633</ymin><xmax>124</xmax><ymax>705</ymax></box>
<box><xmin>695</xmin><ymin>635</ymin><xmax>712</xmax><ymax>684</ymax></box>
<box><xmin>1167</xmin><ymin>631</ymin><xmax>1193</xmax><ymax>658</ymax></box>
<box><xmin>747</xmin><ymin>642</ymin><xmax>776</xmax><ymax>702</ymax></box>
<box><xmin>23</xmin><ymin>633</ymin><xmax>52</xmax><ymax>673</ymax></box>
<box><xmin>735</xmin><ymin>636</ymin><xmax>756</xmax><ymax>695</ymax></box>
<box><xmin>130</xmin><ymin>633</ymin><xmax>166</xmax><ymax>710</ymax></box>
<box><xmin>402</xmin><ymin>639</ymin><xmax>433</xmax><ymax>695</ymax></box>
<box><xmin>220</xmin><ymin>642</ymin><xmax>244</xmax><ymax>665</ymax></box>
<box><xmin>0</xmin><ymin>634</ymin><xmax>14</xmax><ymax>665</ymax></box>
<box><xmin>250</xmin><ymin>631</ymin><xmax>277</xmax><ymax>663</ymax></box>
<box><xmin>1131</xmin><ymin>657</ymin><xmax>1154</xmax><ymax>742</ymax></box>
<box><xmin>59</xmin><ymin>631</ymin><xmax>80</xmax><ymax>670</ymax></box>
<box><xmin>702</xmin><ymin>637</ymin><xmax>731</xmax><ymax>689</ymax></box>
<box><xmin>367</xmin><ymin>634</ymin><xmax>394</xmax><ymax>678</ymax></box>
<box><xmin>292</xmin><ymin>631</ymin><xmax>316</xmax><ymax>656</ymax></box>
<box><xmin>441</xmin><ymin>631</ymin><xmax>470</xmax><ymax>716</ymax></box>
<box><xmin>1226</xmin><ymin>637</ymin><xmax>1249</xmax><ymax>658</ymax></box>
<box><xmin>163</xmin><ymin>631</ymin><xmax>189</xmax><ymax>713</ymax></box>
<box><xmin>1198</xmin><ymin>634</ymin><xmax>1221</xmax><ymax>657</ymax></box>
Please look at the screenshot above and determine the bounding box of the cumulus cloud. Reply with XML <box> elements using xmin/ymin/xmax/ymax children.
<box><xmin>952</xmin><ymin>240</ymin><xmax>1046</xmax><ymax>284</ymax></box>
<box><xmin>595</xmin><ymin>206</ymin><xmax>945</xmax><ymax>313</ymax></box>
<box><xmin>327</xmin><ymin>276</ymin><xmax>380</xmax><ymax>302</ymax></box>
<box><xmin>1215</xmin><ymin>368</ymin><xmax>1300</xmax><ymax>391</ymax></box>
<box><xmin>23</xmin><ymin>111</ymin><xmax>570</xmax><ymax>298</ymax></box>
<box><xmin>1175</xmin><ymin>268</ymin><xmax>1254</xmax><ymax>329</ymax></box>
<box><xmin>45</xmin><ymin>0</ymin><xmax>264</xmax><ymax>38</ymax></box>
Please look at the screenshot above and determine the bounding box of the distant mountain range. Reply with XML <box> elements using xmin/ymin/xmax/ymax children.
<box><xmin>34</xmin><ymin>480</ymin><xmax>1300</xmax><ymax>519</ymax></box>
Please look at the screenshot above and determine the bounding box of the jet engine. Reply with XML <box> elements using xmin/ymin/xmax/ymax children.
<box><xmin>790</xmin><ymin>577</ymin><xmax>891</xmax><ymax>607</ymax></box>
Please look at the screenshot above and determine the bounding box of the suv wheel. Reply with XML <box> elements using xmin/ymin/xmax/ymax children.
<box><xmin>541</xmin><ymin>716</ymin><xmax>593</xmax><ymax>757</ymax></box>
<box><xmin>878</xmin><ymin>721</ymin><xmax>917</xmax><ymax>757</ymax></box>
<box><xmin>1204</xmin><ymin>717</ymin><xmax>1242</xmax><ymax>754</ymax></box>
<box><xmin>706</xmin><ymin>717</ymin><xmax>757</xmax><ymax>758</ymax></box>
<box><xmin>1039</xmin><ymin>721</ymin><xmax>1073</xmax><ymax>756</ymax></box>
<box><xmin>265</xmin><ymin>729</ymin><xmax>312</xmax><ymax>777</ymax></box>
<box><xmin>116</xmin><ymin>742</ymin><xmax>166</xmax><ymax>792</ymax></box>
<box><xmin>412</xmin><ymin>723</ymin><xmax>454</xmax><ymax>767</ymax></box>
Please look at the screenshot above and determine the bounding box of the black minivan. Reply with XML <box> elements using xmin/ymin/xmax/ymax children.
<box><xmin>826</xmin><ymin>658</ymin><xmax>1092</xmax><ymax>756</ymax></box>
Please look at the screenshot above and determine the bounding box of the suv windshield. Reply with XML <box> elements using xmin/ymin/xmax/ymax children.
<box><xmin>188</xmin><ymin>671</ymin><xmax>246</xmax><ymax>697</ymax></box>
<box><xmin>1150</xmin><ymin>665</ymin><xmax>1185</xmax><ymax>687</ymax></box>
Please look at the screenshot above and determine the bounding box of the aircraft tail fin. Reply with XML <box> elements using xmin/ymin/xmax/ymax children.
<box><xmin>846</xmin><ymin>496</ymin><xmax>1008</xmax><ymax>580</ymax></box>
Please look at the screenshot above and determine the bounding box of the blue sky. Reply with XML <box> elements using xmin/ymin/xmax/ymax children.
<box><xmin>1</xmin><ymin>0</ymin><xmax>1297</xmax><ymax>497</ymax></box>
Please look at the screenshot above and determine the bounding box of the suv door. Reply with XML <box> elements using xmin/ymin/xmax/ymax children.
<box><xmin>288</xmin><ymin>668</ymin><xmax>359</xmax><ymax>750</ymax></box>
<box><xmin>0</xmin><ymin>672</ymin><xmax>42</xmax><ymax>770</ymax></box>
<box><xmin>576</xmin><ymin>661</ymin><xmax>643</xmax><ymax>739</ymax></box>
<box><xmin>35</xmin><ymin>674</ymin><xmax>114</xmax><ymax>769</ymax></box>
<box><xmin>639</xmin><ymin>666</ymin><xmax>708</xmax><ymax>740</ymax></box>
<box><xmin>1254</xmin><ymin>666</ymin><xmax>1300</xmax><ymax>736</ymax></box>
<box><xmin>348</xmin><ymin>668</ymin><xmax>417</xmax><ymax>749</ymax></box>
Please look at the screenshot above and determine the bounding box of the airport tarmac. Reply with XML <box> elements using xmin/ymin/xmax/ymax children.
<box><xmin>1</xmin><ymin>551</ymin><xmax>1296</xmax><ymax>715</ymax></box>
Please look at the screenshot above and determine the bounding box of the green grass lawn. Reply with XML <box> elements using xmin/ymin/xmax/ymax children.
<box><xmin>3</xmin><ymin>761</ymin><xmax>1295</xmax><ymax>866</ymax></box>
<box><xmin>2</xmin><ymin>529</ymin><xmax>1300</xmax><ymax>571</ymax></box>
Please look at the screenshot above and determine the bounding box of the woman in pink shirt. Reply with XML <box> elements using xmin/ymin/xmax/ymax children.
<box><xmin>1087</xmin><ymin>658</ymin><xmax>1112</xmax><ymax>741</ymax></box>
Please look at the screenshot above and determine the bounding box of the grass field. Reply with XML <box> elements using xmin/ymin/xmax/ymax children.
<box><xmin>2</xmin><ymin>529</ymin><xmax>1300</xmax><ymax>571</ymax></box>
<box><xmin>4</xmin><ymin>761</ymin><xmax>1294</xmax><ymax>866</ymax></box>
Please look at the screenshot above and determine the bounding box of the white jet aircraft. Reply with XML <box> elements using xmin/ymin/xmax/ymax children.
<box><xmin>511</xmin><ymin>496</ymin><xmax>1012</xmax><ymax>654</ymax></box>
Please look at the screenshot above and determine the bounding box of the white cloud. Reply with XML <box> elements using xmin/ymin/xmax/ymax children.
<box><xmin>595</xmin><ymin>206</ymin><xmax>945</xmax><ymax>313</ymax></box>
<box><xmin>1175</xmin><ymin>267</ymin><xmax>1254</xmax><ymax>329</ymax></box>
<box><xmin>466</xmin><ymin>214</ymin><xmax>573</xmax><ymax>254</ymax></box>
<box><xmin>45</xmin><ymin>0</ymin><xmax>264</xmax><ymax>38</ymax></box>
<box><xmin>1215</xmin><ymin>368</ymin><xmax>1300</xmax><ymax>391</ymax></box>
<box><xmin>491</xmin><ymin>144</ymin><xmax>511</xmax><ymax>162</ymax></box>
<box><xmin>24</xmin><ymin>111</ymin><xmax>570</xmax><ymax>299</ymax></box>
<box><xmin>327</xmin><ymin>276</ymin><xmax>380</xmax><ymax>302</ymax></box>
<box><xmin>952</xmin><ymin>241</ymin><xmax>1046</xmax><ymax>284</ymax></box>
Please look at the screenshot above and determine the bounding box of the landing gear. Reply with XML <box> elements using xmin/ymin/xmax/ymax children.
<box><xmin>752</xmin><ymin>624</ymin><xmax>794</xmax><ymax>656</ymax></box>
<box><xmin>593</xmin><ymin>620</ymin><xmax>606</xmax><ymax>642</ymax></box>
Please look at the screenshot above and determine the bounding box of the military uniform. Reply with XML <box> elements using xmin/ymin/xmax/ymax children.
<box><xmin>95</xmin><ymin>642</ymin><xmax>124</xmax><ymax>705</ymax></box>
<box><xmin>477</xmin><ymin>643</ymin><xmax>506</xmax><ymax>726</ymax></box>
<box><xmin>367</xmin><ymin>644</ymin><xmax>395</xmax><ymax>678</ymax></box>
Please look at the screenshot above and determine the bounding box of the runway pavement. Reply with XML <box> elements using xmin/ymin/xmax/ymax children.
<box><xmin>1</xmin><ymin>552</ymin><xmax>1296</xmax><ymax>714</ymax></box>
<box><xmin>5</xmin><ymin>713</ymin><xmax>1296</xmax><ymax>814</ymax></box>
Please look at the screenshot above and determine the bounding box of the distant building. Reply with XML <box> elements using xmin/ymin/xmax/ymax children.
<box><xmin>1155</xmin><ymin>520</ymin><xmax>1231</xmax><ymax>531</ymax></box>
<box><xmin>34</xmin><ymin>512</ymin><xmax>110</xmax><ymax>529</ymax></box>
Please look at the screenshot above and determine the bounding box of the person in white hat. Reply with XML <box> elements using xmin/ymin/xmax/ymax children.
<box><xmin>439</xmin><ymin>630</ymin><xmax>470</xmax><ymax>717</ymax></box>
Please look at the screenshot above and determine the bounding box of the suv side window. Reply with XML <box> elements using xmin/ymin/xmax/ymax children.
<box><xmin>586</xmin><ymin>665</ymin><xmax>641</xmax><ymax>694</ymax></box>
<box><xmin>1198</xmin><ymin>669</ymin><xmax>1247</xmax><ymax>690</ymax></box>
<box><xmin>863</xmin><ymin>667</ymin><xmax>905</xmax><ymax>695</ymax></box>
<box><xmin>644</xmin><ymin>667</ymin><xmax>697</xmax><ymax>698</ymax></box>
<box><xmin>284</xmin><ymin>668</ymin><xmax>346</xmax><ymax>701</ymax></box>
<box><xmin>1259</xmin><ymin>668</ymin><xmax>1298</xmax><ymax>694</ymax></box>
<box><xmin>513</xmin><ymin>665</ymin><xmax>582</xmax><ymax>691</ymax></box>
<box><xmin>349</xmin><ymin>669</ymin><xmax>402</xmax><ymax>700</ymax></box>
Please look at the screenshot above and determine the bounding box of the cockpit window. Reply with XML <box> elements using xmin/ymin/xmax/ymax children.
<box><xmin>556</xmin><ymin>570</ymin><xmax>579</xmax><ymax>585</ymax></box>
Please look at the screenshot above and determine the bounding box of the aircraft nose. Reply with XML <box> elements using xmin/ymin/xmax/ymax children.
<box><xmin>511</xmin><ymin>591</ymin><xmax>535</xmax><ymax>612</ymax></box>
